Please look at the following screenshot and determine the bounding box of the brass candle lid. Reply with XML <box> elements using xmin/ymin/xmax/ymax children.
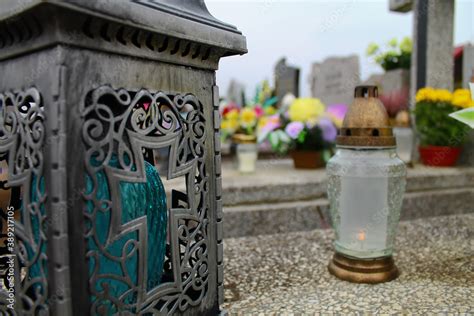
<box><xmin>336</xmin><ymin>86</ymin><xmax>396</xmax><ymax>148</ymax></box>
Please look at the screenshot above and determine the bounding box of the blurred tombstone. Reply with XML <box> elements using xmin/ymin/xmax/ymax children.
<box><xmin>363</xmin><ymin>73</ymin><xmax>384</xmax><ymax>87</ymax></box>
<box><xmin>458</xmin><ymin>70</ymin><xmax>474</xmax><ymax>166</ymax></box>
<box><xmin>309</xmin><ymin>55</ymin><xmax>360</xmax><ymax>105</ymax></box>
<box><xmin>462</xmin><ymin>46</ymin><xmax>474</xmax><ymax>89</ymax></box>
<box><xmin>454</xmin><ymin>44</ymin><xmax>474</xmax><ymax>89</ymax></box>
<box><xmin>227</xmin><ymin>79</ymin><xmax>246</xmax><ymax>107</ymax></box>
<box><xmin>410</xmin><ymin>0</ymin><xmax>455</xmax><ymax>96</ymax></box>
<box><xmin>274</xmin><ymin>58</ymin><xmax>300</xmax><ymax>106</ymax></box>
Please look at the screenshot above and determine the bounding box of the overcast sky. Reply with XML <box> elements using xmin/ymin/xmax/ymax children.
<box><xmin>206</xmin><ymin>0</ymin><xmax>474</xmax><ymax>99</ymax></box>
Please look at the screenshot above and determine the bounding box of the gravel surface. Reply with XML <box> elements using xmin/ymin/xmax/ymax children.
<box><xmin>223</xmin><ymin>214</ymin><xmax>474</xmax><ymax>314</ymax></box>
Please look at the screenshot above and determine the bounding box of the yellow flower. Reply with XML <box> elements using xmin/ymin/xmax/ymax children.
<box><xmin>452</xmin><ymin>89</ymin><xmax>474</xmax><ymax>108</ymax></box>
<box><xmin>288</xmin><ymin>98</ymin><xmax>325</xmax><ymax>122</ymax></box>
<box><xmin>240</xmin><ymin>108</ymin><xmax>257</xmax><ymax>127</ymax></box>
<box><xmin>225</xmin><ymin>109</ymin><xmax>239</xmax><ymax>121</ymax></box>
<box><xmin>221</xmin><ymin>120</ymin><xmax>230</xmax><ymax>130</ymax></box>
<box><xmin>221</xmin><ymin>119</ymin><xmax>238</xmax><ymax>131</ymax></box>
<box><xmin>415</xmin><ymin>87</ymin><xmax>435</xmax><ymax>102</ymax></box>
<box><xmin>434</xmin><ymin>89</ymin><xmax>452</xmax><ymax>103</ymax></box>
<box><xmin>257</xmin><ymin>116</ymin><xmax>268</xmax><ymax>129</ymax></box>
<box><xmin>416</xmin><ymin>87</ymin><xmax>452</xmax><ymax>103</ymax></box>
<box><xmin>265</xmin><ymin>106</ymin><xmax>277</xmax><ymax>115</ymax></box>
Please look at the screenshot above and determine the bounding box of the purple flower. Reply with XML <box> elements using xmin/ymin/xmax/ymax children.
<box><xmin>327</xmin><ymin>104</ymin><xmax>348</xmax><ymax>122</ymax></box>
<box><xmin>318</xmin><ymin>118</ymin><xmax>337</xmax><ymax>142</ymax></box>
<box><xmin>285</xmin><ymin>121</ymin><xmax>305</xmax><ymax>139</ymax></box>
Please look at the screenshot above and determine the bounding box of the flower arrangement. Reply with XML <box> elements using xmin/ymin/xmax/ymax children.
<box><xmin>220</xmin><ymin>104</ymin><xmax>263</xmax><ymax>141</ymax></box>
<box><xmin>220</xmin><ymin>80</ymin><xmax>278</xmax><ymax>142</ymax></box>
<box><xmin>259</xmin><ymin>98</ymin><xmax>347</xmax><ymax>154</ymax></box>
<box><xmin>414</xmin><ymin>87</ymin><xmax>473</xmax><ymax>147</ymax></box>
<box><xmin>252</xmin><ymin>80</ymin><xmax>278</xmax><ymax>111</ymax></box>
<box><xmin>366</xmin><ymin>37</ymin><xmax>412</xmax><ymax>71</ymax></box>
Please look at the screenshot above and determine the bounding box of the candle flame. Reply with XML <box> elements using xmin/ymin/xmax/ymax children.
<box><xmin>357</xmin><ymin>230</ymin><xmax>366</xmax><ymax>241</ymax></box>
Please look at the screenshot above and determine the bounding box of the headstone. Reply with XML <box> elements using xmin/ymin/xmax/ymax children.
<box><xmin>381</xmin><ymin>69</ymin><xmax>410</xmax><ymax>92</ymax></box>
<box><xmin>410</xmin><ymin>0</ymin><xmax>454</xmax><ymax>100</ymax></box>
<box><xmin>408</xmin><ymin>0</ymin><xmax>455</xmax><ymax>163</ymax></box>
<box><xmin>363</xmin><ymin>73</ymin><xmax>384</xmax><ymax>87</ymax></box>
<box><xmin>227</xmin><ymin>79</ymin><xmax>246</xmax><ymax>107</ymax></box>
<box><xmin>309</xmin><ymin>55</ymin><xmax>360</xmax><ymax>105</ymax></box>
<box><xmin>274</xmin><ymin>58</ymin><xmax>300</xmax><ymax>106</ymax></box>
<box><xmin>458</xmin><ymin>68</ymin><xmax>474</xmax><ymax>166</ymax></box>
<box><xmin>461</xmin><ymin>44</ymin><xmax>474</xmax><ymax>89</ymax></box>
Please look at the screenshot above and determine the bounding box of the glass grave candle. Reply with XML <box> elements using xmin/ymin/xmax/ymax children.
<box><xmin>327</xmin><ymin>86</ymin><xmax>407</xmax><ymax>283</ymax></box>
<box><xmin>233</xmin><ymin>134</ymin><xmax>258</xmax><ymax>174</ymax></box>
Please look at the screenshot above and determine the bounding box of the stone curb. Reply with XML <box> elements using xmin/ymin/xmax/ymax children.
<box><xmin>223</xmin><ymin>187</ymin><xmax>474</xmax><ymax>238</ymax></box>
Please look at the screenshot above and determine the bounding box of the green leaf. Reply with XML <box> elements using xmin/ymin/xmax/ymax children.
<box><xmin>277</xmin><ymin>130</ymin><xmax>291</xmax><ymax>144</ymax></box>
<box><xmin>269</xmin><ymin>132</ymin><xmax>279</xmax><ymax>148</ymax></box>
<box><xmin>297</xmin><ymin>130</ymin><xmax>307</xmax><ymax>143</ymax></box>
<box><xmin>263</xmin><ymin>96</ymin><xmax>278</xmax><ymax>108</ymax></box>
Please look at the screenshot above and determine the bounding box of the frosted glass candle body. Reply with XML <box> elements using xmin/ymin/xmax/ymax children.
<box><xmin>327</xmin><ymin>148</ymin><xmax>406</xmax><ymax>259</ymax></box>
<box><xmin>237</xmin><ymin>143</ymin><xmax>258</xmax><ymax>173</ymax></box>
<box><xmin>393</xmin><ymin>127</ymin><xmax>414</xmax><ymax>163</ymax></box>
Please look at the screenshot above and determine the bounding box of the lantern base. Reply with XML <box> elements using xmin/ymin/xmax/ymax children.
<box><xmin>328</xmin><ymin>252</ymin><xmax>399</xmax><ymax>284</ymax></box>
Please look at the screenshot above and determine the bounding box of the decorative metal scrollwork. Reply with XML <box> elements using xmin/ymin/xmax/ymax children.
<box><xmin>0</xmin><ymin>88</ymin><xmax>48</xmax><ymax>315</ymax></box>
<box><xmin>81</xmin><ymin>86</ymin><xmax>209</xmax><ymax>315</ymax></box>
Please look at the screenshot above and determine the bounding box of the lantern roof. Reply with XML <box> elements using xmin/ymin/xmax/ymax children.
<box><xmin>336</xmin><ymin>86</ymin><xmax>396</xmax><ymax>148</ymax></box>
<box><xmin>0</xmin><ymin>0</ymin><xmax>247</xmax><ymax>67</ymax></box>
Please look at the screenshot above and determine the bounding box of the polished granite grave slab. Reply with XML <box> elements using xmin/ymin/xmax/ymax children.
<box><xmin>223</xmin><ymin>214</ymin><xmax>474</xmax><ymax>314</ymax></box>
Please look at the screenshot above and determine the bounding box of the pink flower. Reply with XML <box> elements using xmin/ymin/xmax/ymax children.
<box><xmin>326</xmin><ymin>104</ymin><xmax>348</xmax><ymax>121</ymax></box>
<box><xmin>260</xmin><ymin>115</ymin><xmax>280</xmax><ymax>133</ymax></box>
<box><xmin>285</xmin><ymin>121</ymin><xmax>305</xmax><ymax>139</ymax></box>
<box><xmin>254</xmin><ymin>105</ymin><xmax>265</xmax><ymax>118</ymax></box>
<box><xmin>326</xmin><ymin>104</ymin><xmax>349</xmax><ymax>128</ymax></box>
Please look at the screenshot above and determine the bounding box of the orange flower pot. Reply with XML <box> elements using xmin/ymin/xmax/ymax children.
<box><xmin>290</xmin><ymin>150</ymin><xmax>325</xmax><ymax>169</ymax></box>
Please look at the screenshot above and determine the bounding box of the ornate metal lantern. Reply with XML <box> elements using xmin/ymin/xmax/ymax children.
<box><xmin>0</xmin><ymin>1</ymin><xmax>246</xmax><ymax>314</ymax></box>
<box><xmin>327</xmin><ymin>86</ymin><xmax>407</xmax><ymax>283</ymax></box>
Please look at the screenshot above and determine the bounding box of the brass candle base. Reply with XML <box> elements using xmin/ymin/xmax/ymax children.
<box><xmin>328</xmin><ymin>252</ymin><xmax>399</xmax><ymax>284</ymax></box>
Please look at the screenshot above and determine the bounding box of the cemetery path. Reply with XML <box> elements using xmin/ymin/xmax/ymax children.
<box><xmin>223</xmin><ymin>213</ymin><xmax>474</xmax><ymax>314</ymax></box>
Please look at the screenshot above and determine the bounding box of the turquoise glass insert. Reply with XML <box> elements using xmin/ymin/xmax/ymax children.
<box><xmin>86</xmin><ymin>155</ymin><xmax>168</xmax><ymax>307</ymax></box>
<box><xmin>23</xmin><ymin>175</ymin><xmax>47</xmax><ymax>292</ymax></box>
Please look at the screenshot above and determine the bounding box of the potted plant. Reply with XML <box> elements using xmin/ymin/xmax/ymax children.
<box><xmin>367</xmin><ymin>37</ymin><xmax>411</xmax><ymax>123</ymax></box>
<box><xmin>414</xmin><ymin>87</ymin><xmax>473</xmax><ymax>166</ymax></box>
<box><xmin>220</xmin><ymin>80</ymin><xmax>279</xmax><ymax>173</ymax></box>
<box><xmin>259</xmin><ymin>98</ymin><xmax>345</xmax><ymax>169</ymax></box>
<box><xmin>366</xmin><ymin>37</ymin><xmax>411</xmax><ymax>72</ymax></box>
<box><xmin>220</xmin><ymin>104</ymin><xmax>266</xmax><ymax>173</ymax></box>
